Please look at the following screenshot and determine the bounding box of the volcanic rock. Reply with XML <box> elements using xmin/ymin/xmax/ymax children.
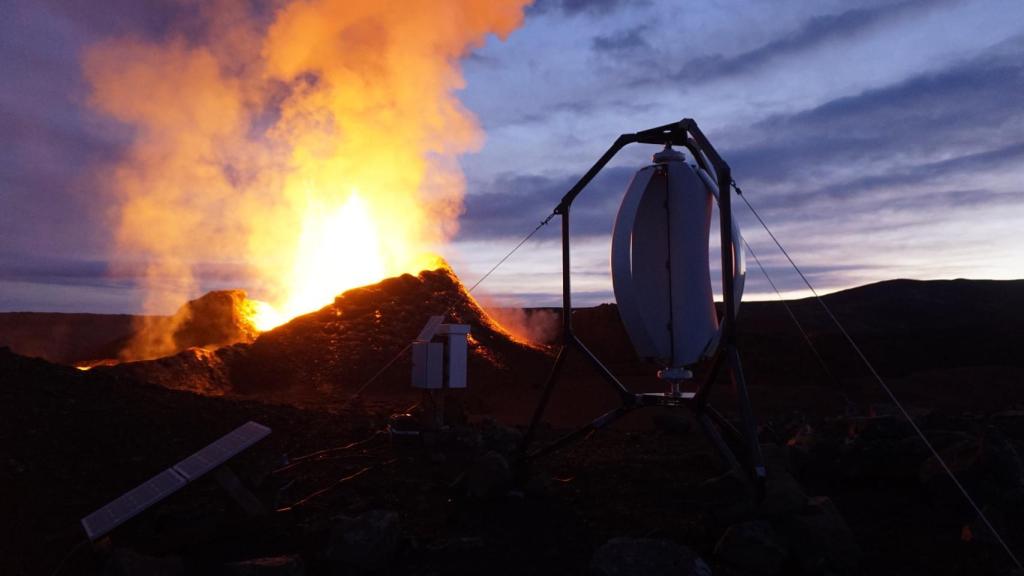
<box><xmin>326</xmin><ymin>510</ymin><xmax>401</xmax><ymax>572</ymax></box>
<box><xmin>0</xmin><ymin>346</ymin><xmax>369</xmax><ymax>575</ymax></box>
<box><xmin>224</xmin><ymin>554</ymin><xmax>305</xmax><ymax>576</ymax></box>
<box><xmin>758</xmin><ymin>443</ymin><xmax>808</xmax><ymax>517</ymax></box>
<box><xmin>965</xmin><ymin>486</ymin><xmax>1024</xmax><ymax>565</ymax></box>
<box><xmin>120</xmin><ymin>289</ymin><xmax>260</xmax><ymax>361</ymax></box>
<box><xmin>464</xmin><ymin>450</ymin><xmax>512</xmax><ymax>501</ymax></box>
<box><xmin>590</xmin><ymin>538</ymin><xmax>711</xmax><ymax>576</ymax></box>
<box><xmin>233</xmin><ymin>267</ymin><xmax>549</xmax><ymax>397</ymax></box>
<box><xmin>778</xmin><ymin>496</ymin><xmax>860</xmax><ymax>576</ymax></box>
<box><xmin>104</xmin><ymin>548</ymin><xmax>185</xmax><ymax>576</ymax></box>
<box><xmin>714</xmin><ymin>520</ymin><xmax>789</xmax><ymax>576</ymax></box>
<box><xmin>838</xmin><ymin>416</ymin><xmax>930</xmax><ymax>483</ymax></box>
<box><xmin>104</xmin><ymin>267</ymin><xmax>553</xmax><ymax>415</ymax></box>
<box><xmin>103</xmin><ymin>344</ymin><xmax>246</xmax><ymax>396</ymax></box>
<box><xmin>921</xmin><ymin>427</ymin><xmax>1024</xmax><ymax>516</ymax></box>
<box><xmin>479</xmin><ymin>417</ymin><xmax>523</xmax><ymax>456</ymax></box>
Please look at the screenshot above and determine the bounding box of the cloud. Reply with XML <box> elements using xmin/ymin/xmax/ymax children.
<box><xmin>670</xmin><ymin>0</ymin><xmax>954</xmax><ymax>83</ymax></box>
<box><xmin>0</xmin><ymin>252</ymin><xmax>257</xmax><ymax>290</ymax></box>
<box><xmin>464</xmin><ymin>36</ymin><xmax>1024</xmax><ymax>242</ymax></box>
<box><xmin>726</xmin><ymin>36</ymin><xmax>1024</xmax><ymax>191</ymax></box>
<box><xmin>815</xmin><ymin>141</ymin><xmax>1024</xmax><ymax>203</ymax></box>
<box><xmin>459</xmin><ymin>165</ymin><xmax>637</xmax><ymax>240</ymax></box>
<box><xmin>528</xmin><ymin>0</ymin><xmax>641</xmax><ymax>17</ymax></box>
<box><xmin>463</xmin><ymin>31</ymin><xmax>1024</xmax><ymax>241</ymax></box>
<box><xmin>716</xmin><ymin>37</ymin><xmax>1024</xmax><ymax>292</ymax></box>
<box><xmin>0</xmin><ymin>256</ymin><xmax>114</xmax><ymax>288</ymax></box>
<box><xmin>592</xmin><ymin>25</ymin><xmax>649</xmax><ymax>54</ymax></box>
<box><xmin>459</xmin><ymin>33</ymin><xmax>1024</xmax><ymax>302</ymax></box>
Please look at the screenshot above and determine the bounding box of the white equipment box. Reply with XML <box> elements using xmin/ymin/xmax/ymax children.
<box><xmin>411</xmin><ymin>316</ymin><xmax>469</xmax><ymax>390</ymax></box>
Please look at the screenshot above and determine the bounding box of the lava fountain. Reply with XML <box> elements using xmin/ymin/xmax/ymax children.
<box><xmin>248</xmin><ymin>189</ymin><xmax>443</xmax><ymax>331</ymax></box>
<box><xmin>82</xmin><ymin>0</ymin><xmax>529</xmax><ymax>357</ymax></box>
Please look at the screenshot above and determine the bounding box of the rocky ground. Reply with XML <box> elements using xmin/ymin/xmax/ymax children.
<box><xmin>2</xmin><ymin>273</ymin><xmax>1023</xmax><ymax>575</ymax></box>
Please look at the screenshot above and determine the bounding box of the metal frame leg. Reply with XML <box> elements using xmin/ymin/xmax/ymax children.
<box><xmin>516</xmin><ymin>119</ymin><xmax>765</xmax><ymax>498</ymax></box>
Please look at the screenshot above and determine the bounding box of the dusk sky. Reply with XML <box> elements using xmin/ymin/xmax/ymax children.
<box><xmin>2</xmin><ymin>0</ymin><xmax>1023</xmax><ymax>313</ymax></box>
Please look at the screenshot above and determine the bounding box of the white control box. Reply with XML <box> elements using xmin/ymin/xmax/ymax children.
<box><xmin>411</xmin><ymin>341</ymin><xmax>444</xmax><ymax>389</ymax></box>
<box><xmin>411</xmin><ymin>317</ymin><xmax>470</xmax><ymax>390</ymax></box>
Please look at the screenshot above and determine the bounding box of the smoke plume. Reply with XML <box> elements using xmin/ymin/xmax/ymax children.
<box><xmin>83</xmin><ymin>0</ymin><xmax>529</xmax><ymax>359</ymax></box>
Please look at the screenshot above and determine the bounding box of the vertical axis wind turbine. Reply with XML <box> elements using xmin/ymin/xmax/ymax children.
<box><xmin>519</xmin><ymin>119</ymin><xmax>766</xmax><ymax>491</ymax></box>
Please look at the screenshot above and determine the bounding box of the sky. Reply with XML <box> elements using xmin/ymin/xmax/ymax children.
<box><xmin>2</xmin><ymin>0</ymin><xmax>1023</xmax><ymax>313</ymax></box>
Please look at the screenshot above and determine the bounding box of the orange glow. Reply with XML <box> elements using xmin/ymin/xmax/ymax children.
<box><xmin>82</xmin><ymin>0</ymin><xmax>530</xmax><ymax>348</ymax></box>
<box><xmin>246</xmin><ymin>190</ymin><xmax>441</xmax><ymax>330</ymax></box>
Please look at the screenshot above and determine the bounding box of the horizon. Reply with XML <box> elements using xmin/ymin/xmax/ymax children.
<box><xmin>3</xmin><ymin>273</ymin><xmax>1021</xmax><ymax>317</ymax></box>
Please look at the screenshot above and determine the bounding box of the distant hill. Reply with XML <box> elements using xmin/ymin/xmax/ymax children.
<box><xmin>737</xmin><ymin>278</ymin><xmax>1024</xmax><ymax>382</ymax></box>
<box><xmin>559</xmin><ymin>278</ymin><xmax>1024</xmax><ymax>414</ymax></box>
<box><xmin>2</xmin><ymin>276</ymin><xmax>1022</xmax><ymax>414</ymax></box>
<box><xmin>0</xmin><ymin>312</ymin><xmax>138</xmax><ymax>364</ymax></box>
<box><xmin>0</xmin><ymin>289</ymin><xmax>259</xmax><ymax>365</ymax></box>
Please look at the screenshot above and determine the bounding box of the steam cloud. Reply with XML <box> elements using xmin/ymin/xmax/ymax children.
<box><xmin>83</xmin><ymin>0</ymin><xmax>529</xmax><ymax>359</ymax></box>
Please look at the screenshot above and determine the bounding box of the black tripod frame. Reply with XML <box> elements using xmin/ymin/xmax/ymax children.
<box><xmin>518</xmin><ymin>119</ymin><xmax>766</xmax><ymax>489</ymax></box>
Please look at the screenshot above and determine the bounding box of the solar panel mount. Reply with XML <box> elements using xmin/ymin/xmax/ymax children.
<box><xmin>80</xmin><ymin>421</ymin><xmax>271</xmax><ymax>541</ymax></box>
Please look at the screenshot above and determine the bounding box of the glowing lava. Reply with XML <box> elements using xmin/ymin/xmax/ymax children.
<box><xmin>248</xmin><ymin>190</ymin><xmax>439</xmax><ymax>331</ymax></box>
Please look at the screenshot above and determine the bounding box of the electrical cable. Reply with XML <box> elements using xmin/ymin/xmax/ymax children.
<box><xmin>55</xmin><ymin>212</ymin><xmax>560</xmax><ymax>558</ymax></box>
<box><xmin>340</xmin><ymin>211</ymin><xmax>557</xmax><ymax>405</ymax></box>
<box><xmin>338</xmin><ymin>343</ymin><xmax>412</xmax><ymax>407</ymax></box>
<box><xmin>275</xmin><ymin>211</ymin><xmax>560</xmax><ymax>509</ymax></box>
<box><xmin>733</xmin><ymin>180</ymin><xmax>1023</xmax><ymax>571</ymax></box>
<box><xmin>466</xmin><ymin>212</ymin><xmax>556</xmax><ymax>294</ymax></box>
<box><xmin>275</xmin><ymin>465</ymin><xmax>374</xmax><ymax>512</ymax></box>
<box><xmin>741</xmin><ymin>237</ymin><xmax>856</xmax><ymax>411</ymax></box>
<box><xmin>272</xmin><ymin>431</ymin><xmax>385</xmax><ymax>474</ymax></box>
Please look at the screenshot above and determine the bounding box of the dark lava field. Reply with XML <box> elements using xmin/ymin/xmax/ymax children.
<box><xmin>3</xmin><ymin>270</ymin><xmax>1024</xmax><ymax>575</ymax></box>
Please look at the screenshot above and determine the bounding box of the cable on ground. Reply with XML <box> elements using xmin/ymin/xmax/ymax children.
<box><xmin>733</xmin><ymin>179</ymin><xmax>1022</xmax><ymax>570</ymax></box>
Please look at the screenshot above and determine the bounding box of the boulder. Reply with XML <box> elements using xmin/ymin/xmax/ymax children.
<box><xmin>778</xmin><ymin>497</ymin><xmax>860</xmax><ymax>576</ymax></box>
<box><xmin>326</xmin><ymin>510</ymin><xmax>401</xmax><ymax>572</ymax></box>
<box><xmin>480</xmin><ymin>417</ymin><xmax>523</xmax><ymax>456</ymax></box>
<box><xmin>921</xmin><ymin>428</ymin><xmax>1024</xmax><ymax>516</ymax></box>
<box><xmin>590</xmin><ymin>537</ymin><xmax>711</xmax><ymax>576</ymax></box>
<box><xmin>978</xmin><ymin>427</ymin><xmax>1024</xmax><ymax>492</ymax></box>
<box><xmin>964</xmin><ymin>486</ymin><xmax>1024</xmax><ymax>551</ymax></box>
<box><xmin>224</xmin><ymin>555</ymin><xmax>305</xmax><ymax>576</ymax></box>
<box><xmin>992</xmin><ymin>410</ymin><xmax>1024</xmax><ymax>438</ymax></box>
<box><xmin>786</xmin><ymin>423</ymin><xmax>842</xmax><ymax>487</ymax></box>
<box><xmin>104</xmin><ymin>548</ymin><xmax>185</xmax><ymax>576</ymax></box>
<box><xmin>919</xmin><ymin>435</ymin><xmax>983</xmax><ymax>519</ymax></box>
<box><xmin>697</xmin><ymin>471</ymin><xmax>753</xmax><ymax>529</ymax></box>
<box><xmin>464</xmin><ymin>450</ymin><xmax>512</xmax><ymax>501</ymax></box>
<box><xmin>839</xmin><ymin>416</ymin><xmax>929</xmax><ymax>483</ymax></box>
<box><xmin>714</xmin><ymin>520</ymin><xmax>789</xmax><ymax>576</ymax></box>
<box><xmin>758</xmin><ymin>444</ymin><xmax>807</xmax><ymax>517</ymax></box>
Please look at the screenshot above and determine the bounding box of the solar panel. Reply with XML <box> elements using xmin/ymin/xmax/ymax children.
<box><xmin>81</xmin><ymin>468</ymin><xmax>187</xmax><ymax>541</ymax></box>
<box><xmin>80</xmin><ymin>421</ymin><xmax>272</xmax><ymax>541</ymax></box>
<box><xmin>172</xmin><ymin>421</ymin><xmax>271</xmax><ymax>481</ymax></box>
<box><xmin>416</xmin><ymin>315</ymin><xmax>445</xmax><ymax>342</ymax></box>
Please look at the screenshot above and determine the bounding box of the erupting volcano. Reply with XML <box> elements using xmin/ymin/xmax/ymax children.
<box><xmin>82</xmin><ymin>0</ymin><xmax>530</xmax><ymax>357</ymax></box>
<box><xmin>6</xmin><ymin>1</ymin><xmax>1024</xmax><ymax>574</ymax></box>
